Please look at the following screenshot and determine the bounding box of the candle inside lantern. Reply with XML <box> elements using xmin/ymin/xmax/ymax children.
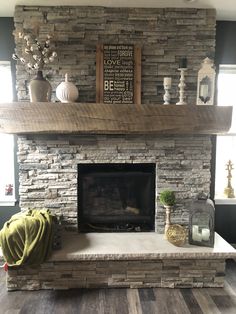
<box><xmin>201</xmin><ymin>228</ymin><xmax>210</xmax><ymax>241</ymax></box>
<box><xmin>192</xmin><ymin>225</ymin><xmax>202</xmax><ymax>242</ymax></box>
<box><xmin>200</xmin><ymin>84</ymin><xmax>209</xmax><ymax>98</ymax></box>
<box><xmin>164</xmin><ymin>77</ymin><xmax>172</xmax><ymax>87</ymax></box>
<box><xmin>179</xmin><ymin>57</ymin><xmax>187</xmax><ymax>69</ymax></box>
<box><xmin>192</xmin><ymin>232</ymin><xmax>202</xmax><ymax>242</ymax></box>
<box><xmin>192</xmin><ymin>225</ymin><xmax>198</xmax><ymax>234</ymax></box>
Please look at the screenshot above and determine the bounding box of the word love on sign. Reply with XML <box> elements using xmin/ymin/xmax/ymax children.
<box><xmin>96</xmin><ymin>44</ymin><xmax>141</xmax><ymax>104</ymax></box>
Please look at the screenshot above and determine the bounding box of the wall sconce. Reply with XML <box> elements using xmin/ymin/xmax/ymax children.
<box><xmin>196</xmin><ymin>58</ymin><xmax>216</xmax><ymax>106</ymax></box>
<box><xmin>189</xmin><ymin>193</ymin><xmax>215</xmax><ymax>247</ymax></box>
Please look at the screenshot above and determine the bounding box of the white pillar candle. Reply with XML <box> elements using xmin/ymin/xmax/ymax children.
<box><xmin>202</xmin><ymin>228</ymin><xmax>210</xmax><ymax>241</ymax></box>
<box><xmin>192</xmin><ymin>225</ymin><xmax>202</xmax><ymax>242</ymax></box>
<box><xmin>200</xmin><ymin>84</ymin><xmax>209</xmax><ymax>98</ymax></box>
<box><xmin>192</xmin><ymin>232</ymin><xmax>202</xmax><ymax>242</ymax></box>
<box><xmin>164</xmin><ymin>77</ymin><xmax>172</xmax><ymax>87</ymax></box>
<box><xmin>192</xmin><ymin>225</ymin><xmax>199</xmax><ymax>234</ymax></box>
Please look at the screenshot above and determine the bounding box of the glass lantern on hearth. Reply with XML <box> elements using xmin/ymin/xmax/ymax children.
<box><xmin>189</xmin><ymin>193</ymin><xmax>215</xmax><ymax>247</ymax></box>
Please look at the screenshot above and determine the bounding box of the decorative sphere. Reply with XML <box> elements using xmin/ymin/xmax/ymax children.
<box><xmin>166</xmin><ymin>224</ymin><xmax>186</xmax><ymax>247</ymax></box>
<box><xmin>56</xmin><ymin>73</ymin><xmax>79</xmax><ymax>103</ymax></box>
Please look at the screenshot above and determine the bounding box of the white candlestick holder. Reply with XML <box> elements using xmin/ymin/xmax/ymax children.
<box><xmin>163</xmin><ymin>85</ymin><xmax>171</xmax><ymax>105</ymax></box>
<box><xmin>176</xmin><ymin>68</ymin><xmax>187</xmax><ymax>105</ymax></box>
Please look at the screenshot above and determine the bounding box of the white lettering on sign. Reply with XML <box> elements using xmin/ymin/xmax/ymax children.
<box><xmin>118</xmin><ymin>50</ymin><xmax>133</xmax><ymax>57</ymax></box>
<box><xmin>104</xmin><ymin>80</ymin><xmax>114</xmax><ymax>91</ymax></box>
<box><xmin>104</xmin><ymin>59</ymin><xmax>121</xmax><ymax>66</ymax></box>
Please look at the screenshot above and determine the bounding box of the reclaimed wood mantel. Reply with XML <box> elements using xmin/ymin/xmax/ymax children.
<box><xmin>0</xmin><ymin>102</ymin><xmax>232</xmax><ymax>135</ymax></box>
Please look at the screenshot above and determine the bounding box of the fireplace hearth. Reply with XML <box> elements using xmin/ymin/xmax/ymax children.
<box><xmin>78</xmin><ymin>163</ymin><xmax>156</xmax><ymax>232</ymax></box>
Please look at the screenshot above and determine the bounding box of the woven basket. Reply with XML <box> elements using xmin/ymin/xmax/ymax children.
<box><xmin>166</xmin><ymin>224</ymin><xmax>187</xmax><ymax>247</ymax></box>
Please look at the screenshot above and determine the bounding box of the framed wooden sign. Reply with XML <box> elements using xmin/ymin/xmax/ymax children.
<box><xmin>96</xmin><ymin>44</ymin><xmax>141</xmax><ymax>104</ymax></box>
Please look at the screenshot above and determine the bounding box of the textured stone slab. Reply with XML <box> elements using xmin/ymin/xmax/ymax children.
<box><xmin>49</xmin><ymin>232</ymin><xmax>236</xmax><ymax>261</ymax></box>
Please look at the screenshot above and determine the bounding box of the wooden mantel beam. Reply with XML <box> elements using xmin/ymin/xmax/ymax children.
<box><xmin>0</xmin><ymin>102</ymin><xmax>232</xmax><ymax>135</ymax></box>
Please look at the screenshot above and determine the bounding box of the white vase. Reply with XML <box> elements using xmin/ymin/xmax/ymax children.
<box><xmin>56</xmin><ymin>73</ymin><xmax>79</xmax><ymax>103</ymax></box>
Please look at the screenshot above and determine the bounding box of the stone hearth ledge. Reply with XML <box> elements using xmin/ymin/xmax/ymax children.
<box><xmin>1</xmin><ymin>232</ymin><xmax>234</xmax><ymax>262</ymax></box>
<box><xmin>49</xmin><ymin>232</ymin><xmax>236</xmax><ymax>261</ymax></box>
<box><xmin>4</xmin><ymin>233</ymin><xmax>236</xmax><ymax>290</ymax></box>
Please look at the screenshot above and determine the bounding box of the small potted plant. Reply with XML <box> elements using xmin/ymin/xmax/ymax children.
<box><xmin>159</xmin><ymin>190</ymin><xmax>176</xmax><ymax>237</ymax></box>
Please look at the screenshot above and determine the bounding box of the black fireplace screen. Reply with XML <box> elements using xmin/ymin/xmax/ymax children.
<box><xmin>78</xmin><ymin>163</ymin><xmax>155</xmax><ymax>232</ymax></box>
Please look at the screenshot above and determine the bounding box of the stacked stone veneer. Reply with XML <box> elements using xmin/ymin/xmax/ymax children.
<box><xmin>18</xmin><ymin>134</ymin><xmax>212</xmax><ymax>232</ymax></box>
<box><xmin>14</xmin><ymin>6</ymin><xmax>215</xmax><ymax>230</ymax></box>
<box><xmin>9</xmin><ymin>6</ymin><xmax>220</xmax><ymax>291</ymax></box>
<box><xmin>14</xmin><ymin>6</ymin><xmax>216</xmax><ymax>104</ymax></box>
<box><xmin>7</xmin><ymin>259</ymin><xmax>225</xmax><ymax>290</ymax></box>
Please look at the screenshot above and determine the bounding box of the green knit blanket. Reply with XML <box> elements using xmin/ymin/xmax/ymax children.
<box><xmin>0</xmin><ymin>209</ymin><xmax>54</xmax><ymax>266</ymax></box>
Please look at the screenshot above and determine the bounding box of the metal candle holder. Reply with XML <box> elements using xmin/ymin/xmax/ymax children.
<box><xmin>176</xmin><ymin>68</ymin><xmax>187</xmax><ymax>105</ymax></box>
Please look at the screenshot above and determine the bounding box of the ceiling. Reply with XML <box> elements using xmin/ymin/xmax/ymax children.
<box><xmin>1</xmin><ymin>0</ymin><xmax>236</xmax><ymax>20</ymax></box>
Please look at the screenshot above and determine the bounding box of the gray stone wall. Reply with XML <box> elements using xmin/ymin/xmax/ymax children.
<box><xmin>13</xmin><ymin>6</ymin><xmax>216</xmax><ymax>104</ymax></box>
<box><xmin>14</xmin><ymin>6</ymin><xmax>215</xmax><ymax>232</ymax></box>
<box><xmin>17</xmin><ymin>134</ymin><xmax>212</xmax><ymax>232</ymax></box>
<box><xmin>7</xmin><ymin>258</ymin><xmax>225</xmax><ymax>290</ymax></box>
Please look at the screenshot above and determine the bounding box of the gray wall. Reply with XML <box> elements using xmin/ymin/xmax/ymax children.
<box><xmin>214</xmin><ymin>21</ymin><xmax>236</xmax><ymax>243</ymax></box>
<box><xmin>215</xmin><ymin>21</ymin><xmax>236</xmax><ymax>65</ymax></box>
<box><xmin>0</xmin><ymin>18</ymin><xmax>19</xmax><ymax>228</ymax></box>
<box><xmin>0</xmin><ymin>18</ymin><xmax>15</xmax><ymax>60</ymax></box>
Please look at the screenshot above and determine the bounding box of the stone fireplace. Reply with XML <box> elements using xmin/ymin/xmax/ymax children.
<box><xmin>17</xmin><ymin>133</ymin><xmax>212</xmax><ymax>233</ymax></box>
<box><xmin>9</xmin><ymin>129</ymin><xmax>236</xmax><ymax>292</ymax></box>
<box><xmin>5</xmin><ymin>5</ymin><xmax>236</xmax><ymax>291</ymax></box>
<box><xmin>1</xmin><ymin>105</ymin><xmax>232</xmax><ymax>292</ymax></box>
<box><xmin>3</xmin><ymin>104</ymin><xmax>233</xmax><ymax>291</ymax></box>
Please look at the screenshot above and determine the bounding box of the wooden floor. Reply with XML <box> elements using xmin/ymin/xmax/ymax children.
<box><xmin>0</xmin><ymin>260</ymin><xmax>236</xmax><ymax>314</ymax></box>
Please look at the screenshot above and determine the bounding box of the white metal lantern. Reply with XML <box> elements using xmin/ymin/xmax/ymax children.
<box><xmin>196</xmin><ymin>57</ymin><xmax>216</xmax><ymax>106</ymax></box>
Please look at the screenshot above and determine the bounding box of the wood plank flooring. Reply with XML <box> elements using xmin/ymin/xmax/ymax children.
<box><xmin>0</xmin><ymin>259</ymin><xmax>236</xmax><ymax>314</ymax></box>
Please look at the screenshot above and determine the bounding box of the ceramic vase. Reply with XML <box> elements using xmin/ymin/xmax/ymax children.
<box><xmin>56</xmin><ymin>73</ymin><xmax>79</xmax><ymax>103</ymax></box>
<box><xmin>29</xmin><ymin>71</ymin><xmax>52</xmax><ymax>102</ymax></box>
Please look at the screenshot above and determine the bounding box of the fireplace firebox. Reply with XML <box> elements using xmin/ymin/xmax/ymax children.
<box><xmin>78</xmin><ymin>163</ymin><xmax>156</xmax><ymax>232</ymax></box>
